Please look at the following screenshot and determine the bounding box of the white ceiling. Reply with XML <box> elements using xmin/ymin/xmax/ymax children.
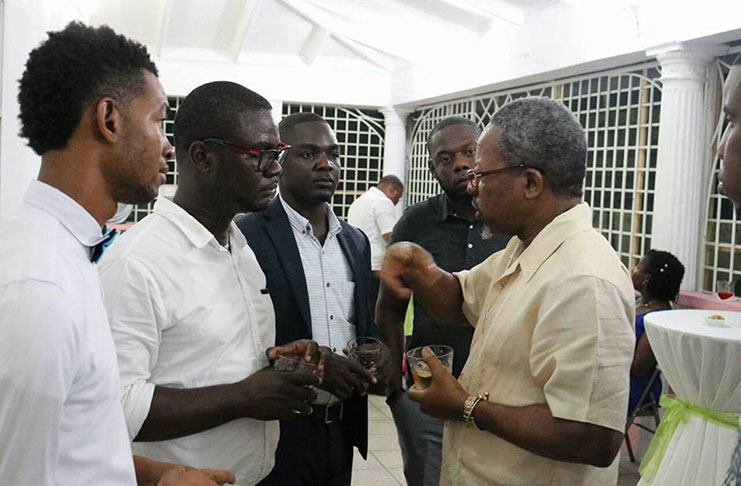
<box><xmin>88</xmin><ymin>0</ymin><xmax>561</xmax><ymax>71</ymax></box>
<box><xmin>73</xmin><ymin>0</ymin><xmax>741</xmax><ymax>106</ymax></box>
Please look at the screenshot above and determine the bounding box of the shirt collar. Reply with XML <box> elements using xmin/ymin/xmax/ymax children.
<box><xmin>279</xmin><ymin>195</ymin><xmax>342</xmax><ymax>238</ymax></box>
<box><xmin>23</xmin><ymin>180</ymin><xmax>107</xmax><ymax>248</ymax></box>
<box><xmin>436</xmin><ymin>194</ymin><xmax>472</xmax><ymax>223</ymax></box>
<box><xmin>152</xmin><ymin>197</ymin><xmax>222</xmax><ymax>249</ymax></box>
<box><xmin>507</xmin><ymin>203</ymin><xmax>593</xmax><ymax>282</ymax></box>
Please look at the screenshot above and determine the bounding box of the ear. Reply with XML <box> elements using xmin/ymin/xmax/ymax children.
<box><xmin>188</xmin><ymin>141</ymin><xmax>213</xmax><ymax>174</ymax></box>
<box><xmin>521</xmin><ymin>168</ymin><xmax>545</xmax><ymax>200</ymax></box>
<box><xmin>95</xmin><ymin>98</ymin><xmax>121</xmax><ymax>144</ymax></box>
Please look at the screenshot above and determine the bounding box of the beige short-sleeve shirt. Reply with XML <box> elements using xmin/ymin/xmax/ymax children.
<box><xmin>443</xmin><ymin>203</ymin><xmax>635</xmax><ymax>486</ymax></box>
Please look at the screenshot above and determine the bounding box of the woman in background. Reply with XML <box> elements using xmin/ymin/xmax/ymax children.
<box><xmin>629</xmin><ymin>249</ymin><xmax>685</xmax><ymax>414</ymax></box>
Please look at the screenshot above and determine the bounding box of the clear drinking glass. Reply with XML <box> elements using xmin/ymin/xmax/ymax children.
<box><xmin>717</xmin><ymin>280</ymin><xmax>735</xmax><ymax>300</ymax></box>
<box><xmin>405</xmin><ymin>345</ymin><xmax>453</xmax><ymax>390</ymax></box>
<box><xmin>273</xmin><ymin>354</ymin><xmax>318</xmax><ymax>374</ymax></box>
<box><xmin>347</xmin><ymin>336</ymin><xmax>383</xmax><ymax>371</ymax></box>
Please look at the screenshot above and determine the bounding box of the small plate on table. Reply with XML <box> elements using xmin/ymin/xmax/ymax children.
<box><xmin>705</xmin><ymin>313</ymin><xmax>731</xmax><ymax>327</ymax></box>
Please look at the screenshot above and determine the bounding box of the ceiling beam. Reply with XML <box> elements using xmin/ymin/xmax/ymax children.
<box><xmin>152</xmin><ymin>0</ymin><xmax>174</xmax><ymax>58</ymax></box>
<box><xmin>299</xmin><ymin>24</ymin><xmax>329</xmax><ymax>66</ymax></box>
<box><xmin>424</xmin><ymin>0</ymin><xmax>526</xmax><ymax>28</ymax></box>
<box><xmin>227</xmin><ymin>0</ymin><xmax>259</xmax><ymax>61</ymax></box>
<box><xmin>333</xmin><ymin>36</ymin><xmax>396</xmax><ymax>71</ymax></box>
<box><xmin>277</xmin><ymin>0</ymin><xmax>411</xmax><ymax>63</ymax></box>
<box><xmin>396</xmin><ymin>0</ymin><xmax>494</xmax><ymax>35</ymax></box>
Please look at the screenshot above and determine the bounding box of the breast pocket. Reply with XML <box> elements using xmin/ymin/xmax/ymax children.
<box><xmin>339</xmin><ymin>281</ymin><xmax>356</xmax><ymax>323</ymax></box>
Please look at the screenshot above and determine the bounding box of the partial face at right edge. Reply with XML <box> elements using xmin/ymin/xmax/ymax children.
<box><xmin>718</xmin><ymin>66</ymin><xmax>741</xmax><ymax>213</ymax></box>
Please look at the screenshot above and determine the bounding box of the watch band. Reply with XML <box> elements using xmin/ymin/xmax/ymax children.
<box><xmin>462</xmin><ymin>392</ymin><xmax>489</xmax><ymax>429</ymax></box>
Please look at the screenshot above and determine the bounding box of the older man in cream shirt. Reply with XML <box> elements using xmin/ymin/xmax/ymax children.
<box><xmin>378</xmin><ymin>97</ymin><xmax>635</xmax><ymax>485</ymax></box>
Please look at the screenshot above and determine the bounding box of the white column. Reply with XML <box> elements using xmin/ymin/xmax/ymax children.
<box><xmin>646</xmin><ymin>42</ymin><xmax>726</xmax><ymax>291</ymax></box>
<box><xmin>380</xmin><ymin>107</ymin><xmax>410</xmax><ymax>213</ymax></box>
<box><xmin>380</xmin><ymin>107</ymin><xmax>411</xmax><ymax>179</ymax></box>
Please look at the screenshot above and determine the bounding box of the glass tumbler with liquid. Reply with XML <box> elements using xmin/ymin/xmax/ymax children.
<box><xmin>406</xmin><ymin>345</ymin><xmax>453</xmax><ymax>390</ymax></box>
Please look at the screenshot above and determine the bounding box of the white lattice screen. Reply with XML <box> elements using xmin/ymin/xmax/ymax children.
<box><xmin>406</xmin><ymin>63</ymin><xmax>662</xmax><ymax>269</ymax></box>
<box><xmin>702</xmin><ymin>47</ymin><xmax>741</xmax><ymax>293</ymax></box>
<box><xmin>126</xmin><ymin>99</ymin><xmax>385</xmax><ymax>222</ymax></box>
<box><xmin>282</xmin><ymin>103</ymin><xmax>385</xmax><ymax>219</ymax></box>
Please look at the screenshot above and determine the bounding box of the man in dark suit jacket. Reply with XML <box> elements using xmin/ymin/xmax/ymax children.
<box><xmin>236</xmin><ymin>112</ymin><xmax>377</xmax><ymax>486</ymax></box>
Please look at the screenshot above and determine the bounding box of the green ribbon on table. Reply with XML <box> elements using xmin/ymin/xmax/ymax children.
<box><xmin>639</xmin><ymin>395</ymin><xmax>740</xmax><ymax>483</ymax></box>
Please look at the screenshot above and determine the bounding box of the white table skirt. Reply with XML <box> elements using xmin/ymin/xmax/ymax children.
<box><xmin>638</xmin><ymin>309</ymin><xmax>741</xmax><ymax>486</ymax></box>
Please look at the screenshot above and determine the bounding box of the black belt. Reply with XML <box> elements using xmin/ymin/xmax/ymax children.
<box><xmin>305</xmin><ymin>401</ymin><xmax>344</xmax><ymax>424</ymax></box>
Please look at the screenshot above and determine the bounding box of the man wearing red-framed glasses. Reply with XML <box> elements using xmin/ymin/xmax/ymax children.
<box><xmin>99</xmin><ymin>82</ymin><xmax>328</xmax><ymax>485</ymax></box>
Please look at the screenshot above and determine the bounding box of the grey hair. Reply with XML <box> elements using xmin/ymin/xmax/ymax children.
<box><xmin>491</xmin><ymin>97</ymin><xmax>586</xmax><ymax>198</ymax></box>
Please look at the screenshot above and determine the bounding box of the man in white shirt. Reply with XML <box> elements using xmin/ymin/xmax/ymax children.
<box><xmin>347</xmin><ymin>175</ymin><xmax>403</xmax><ymax>319</ymax></box>
<box><xmin>100</xmin><ymin>82</ymin><xmax>323</xmax><ymax>486</ymax></box>
<box><xmin>0</xmin><ymin>22</ymin><xmax>232</xmax><ymax>486</ymax></box>
<box><xmin>237</xmin><ymin>112</ymin><xmax>378</xmax><ymax>485</ymax></box>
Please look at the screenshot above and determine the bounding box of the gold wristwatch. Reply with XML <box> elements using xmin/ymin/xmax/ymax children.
<box><xmin>462</xmin><ymin>392</ymin><xmax>489</xmax><ymax>429</ymax></box>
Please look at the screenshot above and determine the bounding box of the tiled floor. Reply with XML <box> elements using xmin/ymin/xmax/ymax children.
<box><xmin>352</xmin><ymin>395</ymin><xmax>405</xmax><ymax>485</ymax></box>
<box><xmin>353</xmin><ymin>394</ymin><xmax>641</xmax><ymax>486</ymax></box>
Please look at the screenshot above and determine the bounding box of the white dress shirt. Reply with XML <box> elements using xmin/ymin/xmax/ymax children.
<box><xmin>99</xmin><ymin>197</ymin><xmax>278</xmax><ymax>486</ymax></box>
<box><xmin>347</xmin><ymin>186</ymin><xmax>397</xmax><ymax>271</ymax></box>
<box><xmin>280</xmin><ymin>196</ymin><xmax>356</xmax><ymax>404</ymax></box>
<box><xmin>0</xmin><ymin>180</ymin><xmax>136</xmax><ymax>486</ymax></box>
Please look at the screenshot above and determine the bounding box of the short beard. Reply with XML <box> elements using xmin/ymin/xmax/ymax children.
<box><xmin>481</xmin><ymin>224</ymin><xmax>494</xmax><ymax>240</ymax></box>
<box><xmin>444</xmin><ymin>191</ymin><xmax>473</xmax><ymax>207</ymax></box>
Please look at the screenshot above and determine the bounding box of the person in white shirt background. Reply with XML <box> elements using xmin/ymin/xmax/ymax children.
<box><xmin>347</xmin><ymin>174</ymin><xmax>403</xmax><ymax>319</ymax></box>
<box><xmin>0</xmin><ymin>22</ymin><xmax>234</xmax><ymax>486</ymax></box>
<box><xmin>99</xmin><ymin>81</ymin><xmax>326</xmax><ymax>486</ymax></box>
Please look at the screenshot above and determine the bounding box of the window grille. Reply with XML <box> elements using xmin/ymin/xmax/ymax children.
<box><xmin>282</xmin><ymin>103</ymin><xmax>385</xmax><ymax>219</ymax></box>
<box><xmin>406</xmin><ymin>63</ymin><xmax>662</xmax><ymax>269</ymax></box>
<box><xmin>125</xmin><ymin>99</ymin><xmax>385</xmax><ymax>222</ymax></box>
<box><xmin>701</xmin><ymin>46</ymin><xmax>741</xmax><ymax>292</ymax></box>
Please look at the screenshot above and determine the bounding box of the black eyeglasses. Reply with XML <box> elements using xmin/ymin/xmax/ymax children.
<box><xmin>200</xmin><ymin>138</ymin><xmax>290</xmax><ymax>173</ymax></box>
<box><xmin>466</xmin><ymin>164</ymin><xmax>534</xmax><ymax>188</ymax></box>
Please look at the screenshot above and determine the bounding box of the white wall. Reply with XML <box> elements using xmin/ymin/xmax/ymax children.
<box><xmin>390</xmin><ymin>1</ymin><xmax>741</xmax><ymax>106</ymax></box>
<box><xmin>0</xmin><ymin>0</ymin><xmax>45</xmax><ymax>217</ymax></box>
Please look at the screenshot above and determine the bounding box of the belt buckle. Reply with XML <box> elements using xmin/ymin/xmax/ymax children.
<box><xmin>324</xmin><ymin>402</ymin><xmax>344</xmax><ymax>424</ymax></box>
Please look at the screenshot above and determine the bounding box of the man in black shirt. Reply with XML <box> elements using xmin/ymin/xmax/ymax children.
<box><xmin>377</xmin><ymin>117</ymin><xmax>509</xmax><ymax>486</ymax></box>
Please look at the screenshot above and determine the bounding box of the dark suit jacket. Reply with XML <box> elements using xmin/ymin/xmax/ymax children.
<box><xmin>235</xmin><ymin>198</ymin><xmax>377</xmax><ymax>457</ymax></box>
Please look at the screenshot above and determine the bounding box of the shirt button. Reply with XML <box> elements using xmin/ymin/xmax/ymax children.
<box><xmin>329</xmin><ymin>315</ymin><xmax>334</xmax><ymax>320</ymax></box>
<box><xmin>469</xmin><ymin>225</ymin><xmax>474</xmax><ymax>230</ymax></box>
<box><xmin>467</xmin><ymin>243</ymin><xmax>473</xmax><ymax>249</ymax></box>
<box><xmin>326</xmin><ymin>282</ymin><xmax>331</xmax><ymax>287</ymax></box>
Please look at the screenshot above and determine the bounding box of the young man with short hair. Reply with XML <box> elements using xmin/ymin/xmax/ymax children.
<box><xmin>0</xmin><ymin>22</ymin><xmax>232</xmax><ymax>486</ymax></box>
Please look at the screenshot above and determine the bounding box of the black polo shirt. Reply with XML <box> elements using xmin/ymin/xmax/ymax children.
<box><xmin>390</xmin><ymin>193</ymin><xmax>510</xmax><ymax>379</ymax></box>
